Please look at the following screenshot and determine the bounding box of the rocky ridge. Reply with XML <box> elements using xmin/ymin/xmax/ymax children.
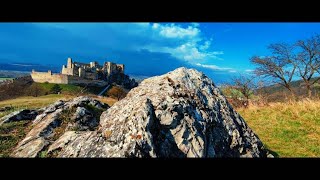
<box><xmin>10</xmin><ymin>67</ymin><xmax>271</xmax><ymax>157</ymax></box>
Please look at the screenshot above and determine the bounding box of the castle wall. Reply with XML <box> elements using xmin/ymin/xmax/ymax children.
<box><xmin>31</xmin><ymin>71</ymin><xmax>68</xmax><ymax>84</ymax></box>
<box><xmin>84</xmin><ymin>71</ymin><xmax>97</xmax><ymax>80</ymax></box>
<box><xmin>62</xmin><ymin>66</ymin><xmax>74</xmax><ymax>76</ymax></box>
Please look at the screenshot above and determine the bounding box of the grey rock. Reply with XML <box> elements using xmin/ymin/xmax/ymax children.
<box><xmin>0</xmin><ymin>109</ymin><xmax>38</xmax><ymax>125</ymax></box>
<box><xmin>69</xmin><ymin>107</ymin><xmax>98</xmax><ymax>131</ymax></box>
<box><xmin>49</xmin><ymin>67</ymin><xmax>270</xmax><ymax>157</ymax></box>
<box><xmin>12</xmin><ymin>108</ymin><xmax>63</xmax><ymax>157</ymax></box>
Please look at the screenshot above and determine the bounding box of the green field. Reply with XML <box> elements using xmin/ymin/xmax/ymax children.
<box><xmin>237</xmin><ymin>100</ymin><xmax>320</xmax><ymax>157</ymax></box>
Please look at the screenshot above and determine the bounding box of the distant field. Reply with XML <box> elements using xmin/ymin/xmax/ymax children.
<box><xmin>237</xmin><ymin>100</ymin><xmax>320</xmax><ymax>157</ymax></box>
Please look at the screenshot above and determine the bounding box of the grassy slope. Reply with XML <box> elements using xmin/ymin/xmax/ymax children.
<box><xmin>256</xmin><ymin>77</ymin><xmax>320</xmax><ymax>102</ymax></box>
<box><xmin>0</xmin><ymin>94</ymin><xmax>74</xmax><ymax>110</ymax></box>
<box><xmin>237</xmin><ymin>100</ymin><xmax>320</xmax><ymax>157</ymax></box>
<box><xmin>36</xmin><ymin>82</ymin><xmax>105</xmax><ymax>95</ymax></box>
<box><xmin>0</xmin><ymin>121</ymin><xmax>32</xmax><ymax>157</ymax></box>
<box><xmin>37</xmin><ymin>83</ymin><xmax>82</xmax><ymax>94</ymax></box>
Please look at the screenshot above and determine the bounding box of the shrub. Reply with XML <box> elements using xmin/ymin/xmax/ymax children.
<box><xmin>26</xmin><ymin>83</ymin><xmax>45</xmax><ymax>97</ymax></box>
<box><xmin>50</xmin><ymin>84</ymin><xmax>62</xmax><ymax>94</ymax></box>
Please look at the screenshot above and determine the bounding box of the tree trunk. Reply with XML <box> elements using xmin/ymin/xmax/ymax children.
<box><xmin>306</xmin><ymin>83</ymin><xmax>312</xmax><ymax>98</ymax></box>
<box><xmin>244</xmin><ymin>96</ymin><xmax>249</xmax><ymax>108</ymax></box>
<box><xmin>286</xmin><ymin>85</ymin><xmax>295</xmax><ymax>99</ymax></box>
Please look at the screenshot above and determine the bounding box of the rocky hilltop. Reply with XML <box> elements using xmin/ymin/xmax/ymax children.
<box><xmin>8</xmin><ymin>67</ymin><xmax>270</xmax><ymax>157</ymax></box>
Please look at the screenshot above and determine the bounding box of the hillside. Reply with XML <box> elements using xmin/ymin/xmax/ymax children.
<box><xmin>238</xmin><ymin>100</ymin><xmax>320</xmax><ymax>157</ymax></box>
<box><xmin>257</xmin><ymin>77</ymin><xmax>320</xmax><ymax>101</ymax></box>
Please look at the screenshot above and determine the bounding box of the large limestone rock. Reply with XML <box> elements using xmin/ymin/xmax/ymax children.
<box><xmin>32</xmin><ymin>67</ymin><xmax>270</xmax><ymax>158</ymax></box>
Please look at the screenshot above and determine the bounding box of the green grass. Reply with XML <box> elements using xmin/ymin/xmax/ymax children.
<box><xmin>36</xmin><ymin>82</ymin><xmax>83</xmax><ymax>94</ymax></box>
<box><xmin>0</xmin><ymin>121</ymin><xmax>32</xmax><ymax>157</ymax></box>
<box><xmin>237</xmin><ymin>100</ymin><xmax>320</xmax><ymax>157</ymax></box>
<box><xmin>36</xmin><ymin>82</ymin><xmax>106</xmax><ymax>96</ymax></box>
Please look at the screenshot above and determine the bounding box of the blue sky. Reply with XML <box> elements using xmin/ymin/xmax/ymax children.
<box><xmin>0</xmin><ymin>22</ymin><xmax>320</xmax><ymax>83</ymax></box>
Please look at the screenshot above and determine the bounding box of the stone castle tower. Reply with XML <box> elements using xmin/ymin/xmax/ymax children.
<box><xmin>61</xmin><ymin>57</ymin><xmax>124</xmax><ymax>80</ymax></box>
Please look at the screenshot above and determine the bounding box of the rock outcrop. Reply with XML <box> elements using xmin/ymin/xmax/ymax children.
<box><xmin>11</xmin><ymin>97</ymin><xmax>109</xmax><ymax>157</ymax></box>
<box><xmin>11</xmin><ymin>67</ymin><xmax>271</xmax><ymax>157</ymax></box>
<box><xmin>0</xmin><ymin>109</ymin><xmax>38</xmax><ymax>126</ymax></box>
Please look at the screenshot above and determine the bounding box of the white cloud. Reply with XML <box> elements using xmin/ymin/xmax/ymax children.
<box><xmin>195</xmin><ymin>63</ymin><xmax>233</xmax><ymax>71</ymax></box>
<box><xmin>158</xmin><ymin>23</ymin><xmax>200</xmax><ymax>39</ymax></box>
<box><xmin>211</xmin><ymin>51</ymin><xmax>224</xmax><ymax>55</ymax></box>
<box><xmin>146</xmin><ymin>23</ymin><xmax>224</xmax><ymax>62</ymax></box>
<box><xmin>173</xmin><ymin>42</ymin><xmax>205</xmax><ymax>60</ymax></box>
<box><xmin>133</xmin><ymin>22</ymin><xmax>150</xmax><ymax>27</ymax></box>
<box><xmin>152</xmin><ymin>23</ymin><xmax>159</xmax><ymax>29</ymax></box>
<box><xmin>199</xmin><ymin>40</ymin><xmax>211</xmax><ymax>50</ymax></box>
<box><xmin>245</xmin><ymin>69</ymin><xmax>254</xmax><ymax>72</ymax></box>
<box><xmin>229</xmin><ymin>70</ymin><xmax>237</xmax><ymax>73</ymax></box>
<box><xmin>10</xmin><ymin>63</ymin><xmax>34</xmax><ymax>67</ymax></box>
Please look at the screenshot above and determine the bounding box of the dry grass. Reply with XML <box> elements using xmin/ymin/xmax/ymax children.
<box><xmin>0</xmin><ymin>94</ymin><xmax>76</xmax><ymax>110</ymax></box>
<box><xmin>237</xmin><ymin>99</ymin><xmax>320</xmax><ymax>157</ymax></box>
<box><xmin>94</xmin><ymin>96</ymin><xmax>118</xmax><ymax>106</ymax></box>
<box><xmin>0</xmin><ymin>94</ymin><xmax>118</xmax><ymax>112</ymax></box>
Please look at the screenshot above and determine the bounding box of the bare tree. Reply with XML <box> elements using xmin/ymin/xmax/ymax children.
<box><xmin>294</xmin><ymin>34</ymin><xmax>320</xmax><ymax>98</ymax></box>
<box><xmin>27</xmin><ymin>83</ymin><xmax>44</xmax><ymax>97</ymax></box>
<box><xmin>232</xmin><ymin>74</ymin><xmax>256</xmax><ymax>108</ymax></box>
<box><xmin>250</xmin><ymin>43</ymin><xmax>297</xmax><ymax>97</ymax></box>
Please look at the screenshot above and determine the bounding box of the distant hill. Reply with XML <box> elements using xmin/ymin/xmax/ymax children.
<box><xmin>0</xmin><ymin>62</ymin><xmax>60</xmax><ymax>73</ymax></box>
<box><xmin>0</xmin><ymin>70</ymin><xmax>29</xmax><ymax>78</ymax></box>
<box><xmin>257</xmin><ymin>77</ymin><xmax>320</xmax><ymax>101</ymax></box>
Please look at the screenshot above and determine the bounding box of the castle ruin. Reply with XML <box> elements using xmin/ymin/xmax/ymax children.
<box><xmin>31</xmin><ymin>58</ymin><xmax>125</xmax><ymax>86</ymax></box>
